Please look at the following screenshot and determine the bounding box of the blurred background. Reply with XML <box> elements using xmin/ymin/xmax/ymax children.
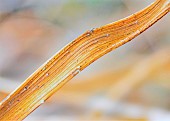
<box><xmin>0</xmin><ymin>0</ymin><xmax>170</xmax><ymax>121</ymax></box>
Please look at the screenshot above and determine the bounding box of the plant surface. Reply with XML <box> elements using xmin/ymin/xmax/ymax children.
<box><xmin>0</xmin><ymin>0</ymin><xmax>169</xmax><ymax>120</ymax></box>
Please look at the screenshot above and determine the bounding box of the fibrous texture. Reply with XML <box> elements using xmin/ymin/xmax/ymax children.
<box><xmin>0</xmin><ymin>0</ymin><xmax>169</xmax><ymax>120</ymax></box>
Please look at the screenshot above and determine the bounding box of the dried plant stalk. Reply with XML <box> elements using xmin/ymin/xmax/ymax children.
<box><xmin>0</xmin><ymin>0</ymin><xmax>169</xmax><ymax>120</ymax></box>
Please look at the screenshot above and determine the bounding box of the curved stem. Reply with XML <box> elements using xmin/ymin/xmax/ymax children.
<box><xmin>0</xmin><ymin>0</ymin><xmax>169</xmax><ymax>120</ymax></box>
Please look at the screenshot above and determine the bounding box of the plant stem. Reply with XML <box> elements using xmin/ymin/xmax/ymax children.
<box><xmin>0</xmin><ymin>0</ymin><xmax>169</xmax><ymax>120</ymax></box>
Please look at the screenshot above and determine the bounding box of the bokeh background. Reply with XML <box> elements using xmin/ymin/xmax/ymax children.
<box><xmin>0</xmin><ymin>0</ymin><xmax>170</xmax><ymax>121</ymax></box>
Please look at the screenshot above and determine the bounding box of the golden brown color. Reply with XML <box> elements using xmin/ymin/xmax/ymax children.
<box><xmin>0</xmin><ymin>0</ymin><xmax>169</xmax><ymax>120</ymax></box>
